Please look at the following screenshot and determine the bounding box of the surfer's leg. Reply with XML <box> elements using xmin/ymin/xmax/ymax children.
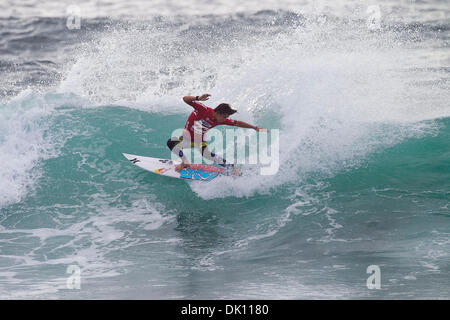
<box><xmin>167</xmin><ymin>137</ymin><xmax>190</xmax><ymax>171</ymax></box>
<box><xmin>201</xmin><ymin>145</ymin><xmax>240</xmax><ymax>176</ymax></box>
<box><xmin>201</xmin><ymin>143</ymin><xmax>241</xmax><ymax>176</ymax></box>
<box><xmin>201</xmin><ymin>144</ymin><xmax>233</xmax><ymax>167</ymax></box>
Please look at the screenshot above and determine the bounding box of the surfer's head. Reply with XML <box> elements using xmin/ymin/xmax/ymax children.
<box><xmin>214</xmin><ymin>103</ymin><xmax>236</xmax><ymax>122</ymax></box>
<box><xmin>214</xmin><ymin>103</ymin><xmax>237</xmax><ymax>122</ymax></box>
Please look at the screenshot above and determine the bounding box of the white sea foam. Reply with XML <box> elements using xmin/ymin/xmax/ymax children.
<box><xmin>0</xmin><ymin>91</ymin><xmax>62</xmax><ymax>208</ymax></box>
<box><xmin>0</xmin><ymin>197</ymin><xmax>175</xmax><ymax>298</ymax></box>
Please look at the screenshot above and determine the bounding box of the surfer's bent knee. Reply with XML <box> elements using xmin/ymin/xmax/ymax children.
<box><xmin>167</xmin><ymin>137</ymin><xmax>180</xmax><ymax>151</ymax></box>
<box><xmin>167</xmin><ymin>137</ymin><xmax>185</xmax><ymax>158</ymax></box>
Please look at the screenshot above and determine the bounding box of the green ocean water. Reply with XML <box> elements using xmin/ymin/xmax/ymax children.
<box><xmin>1</xmin><ymin>100</ymin><xmax>448</xmax><ymax>298</ymax></box>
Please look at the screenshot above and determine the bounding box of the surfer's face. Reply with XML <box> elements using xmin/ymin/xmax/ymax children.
<box><xmin>214</xmin><ymin>112</ymin><xmax>229</xmax><ymax>123</ymax></box>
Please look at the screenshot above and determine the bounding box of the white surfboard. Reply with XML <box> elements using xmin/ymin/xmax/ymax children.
<box><xmin>122</xmin><ymin>153</ymin><xmax>224</xmax><ymax>181</ymax></box>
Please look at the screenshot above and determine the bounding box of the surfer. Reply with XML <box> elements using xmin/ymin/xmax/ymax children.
<box><xmin>167</xmin><ymin>94</ymin><xmax>267</xmax><ymax>172</ymax></box>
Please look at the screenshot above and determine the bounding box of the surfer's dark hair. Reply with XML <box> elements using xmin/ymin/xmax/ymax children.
<box><xmin>215</xmin><ymin>103</ymin><xmax>237</xmax><ymax>115</ymax></box>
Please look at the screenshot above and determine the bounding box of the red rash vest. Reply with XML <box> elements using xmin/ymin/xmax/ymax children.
<box><xmin>184</xmin><ymin>100</ymin><xmax>237</xmax><ymax>141</ymax></box>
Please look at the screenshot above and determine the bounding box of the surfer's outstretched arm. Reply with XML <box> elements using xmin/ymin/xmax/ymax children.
<box><xmin>235</xmin><ymin>121</ymin><xmax>269</xmax><ymax>132</ymax></box>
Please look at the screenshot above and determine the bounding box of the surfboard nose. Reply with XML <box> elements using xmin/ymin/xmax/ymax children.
<box><xmin>122</xmin><ymin>153</ymin><xmax>137</xmax><ymax>160</ymax></box>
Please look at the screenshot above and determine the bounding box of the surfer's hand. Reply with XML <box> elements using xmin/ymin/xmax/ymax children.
<box><xmin>175</xmin><ymin>162</ymin><xmax>190</xmax><ymax>172</ymax></box>
<box><xmin>256</xmin><ymin>127</ymin><xmax>269</xmax><ymax>132</ymax></box>
<box><xmin>198</xmin><ymin>94</ymin><xmax>211</xmax><ymax>101</ymax></box>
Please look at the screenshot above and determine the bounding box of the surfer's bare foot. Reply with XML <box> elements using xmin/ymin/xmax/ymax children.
<box><xmin>175</xmin><ymin>162</ymin><xmax>190</xmax><ymax>172</ymax></box>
